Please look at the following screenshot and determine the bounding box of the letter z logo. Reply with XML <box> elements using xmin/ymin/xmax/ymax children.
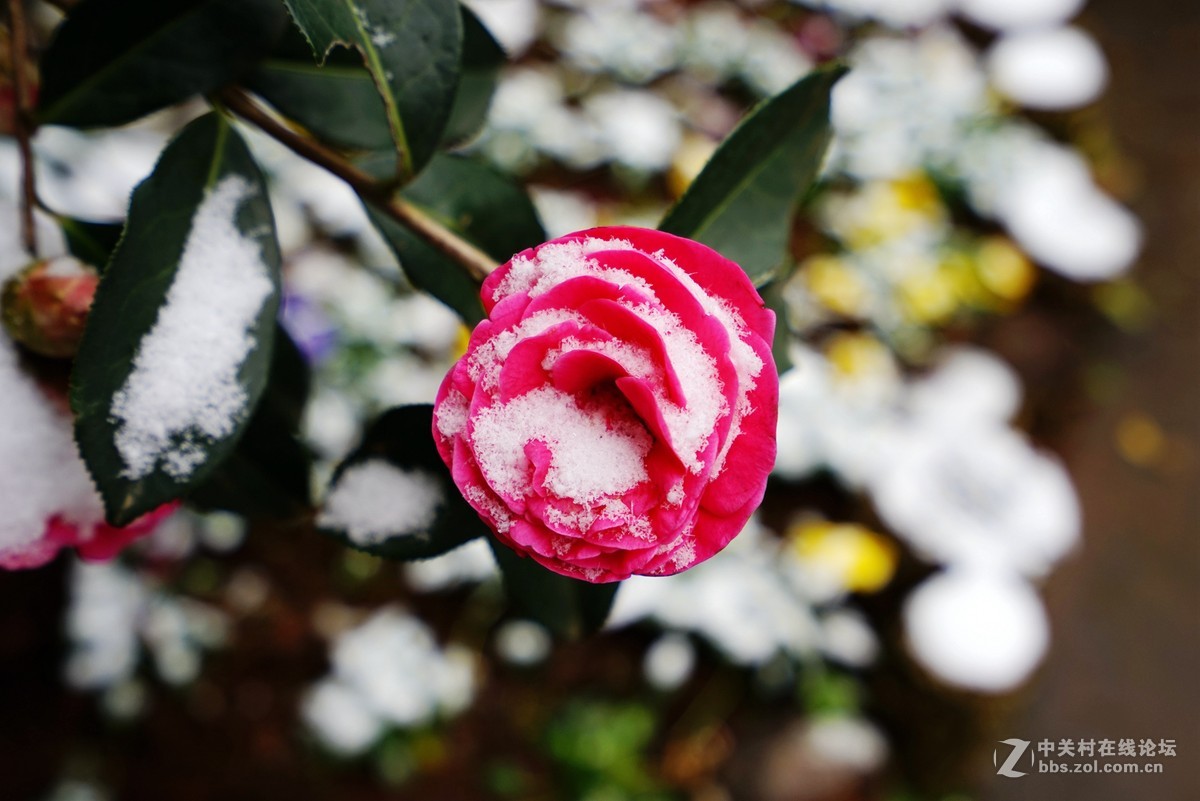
<box><xmin>995</xmin><ymin>738</ymin><xmax>1032</xmax><ymax>778</ymax></box>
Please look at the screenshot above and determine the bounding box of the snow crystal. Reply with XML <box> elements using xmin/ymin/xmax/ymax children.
<box><xmin>318</xmin><ymin>460</ymin><xmax>442</xmax><ymax>547</ymax></box>
<box><xmin>470</xmin><ymin>385</ymin><xmax>652</xmax><ymax>504</ymax></box>
<box><xmin>493</xmin><ymin>237</ymin><xmax>644</xmax><ymax>302</ymax></box>
<box><xmin>110</xmin><ymin>175</ymin><xmax>274</xmax><ymax>481</ymax></box>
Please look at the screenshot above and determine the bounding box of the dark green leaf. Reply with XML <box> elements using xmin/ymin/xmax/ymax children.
<box><xmin>761</xmin><ymin>275</ymin><xmax>795</xmax><ymax>375</ymax></box>
<box><xmin>71</xmin><ymin>113</ymin><xmax>282</xmax><ymax>525</ymax></box>
<box><xmin>365</xmin><ymin>153</ymin><xmax>546</xmax><ymax>325</ymax></box>
<box><xmin>319</xmin><ymin>405</ymin><xmax>488</xmax><ymax>559</ymax></box>
<box><xmin>57</xmin><ymin>218</ymin><xmax>124</xmax><ymax>270</ymax></box>
<box><xmin>659</xmin><ymin>66</ymin><xmax>847</xmax><ymax>285</ymax></box>
<box><xmin>281</xmin><ymin>0</ymin><xmax>462</xmax><ymax>179</ymax></box>
<box><xmin>247</xmin><ymin>25</ymin><xmax>393</xmax><ymax>152</ymax></box>
<box><xmin>441</xmin><ymin>5</ymin><xmax>505</xmax><ymax>147</ymax></box>
<box><xmin>188</xmin><ymin>326</ymin><xmax>314</xmax><ymax>519</ymax></box>
<box><xmin>489</xmin><ymin>540</ymin><xmax>621</xmax><ymax>639</ymax></box>
<box><xmin>37</xmin><ymin>0</ymin><xmax>287</xmax><ymax>128</ymax></box>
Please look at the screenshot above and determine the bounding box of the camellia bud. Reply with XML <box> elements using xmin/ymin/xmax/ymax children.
<box><xmin>1</xmin><ymin>255</ymin><xmax>100</xmax><ymax>358</ymax></box>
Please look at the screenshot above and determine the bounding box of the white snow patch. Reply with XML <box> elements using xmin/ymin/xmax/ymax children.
<box><xmin>110</xmin><ymin>175</ymin><xmax>274</xmax><ymax>481</ymax></box>
<box><xmin>0</xmin><ymin>337</ymin><xmax>104</xmax><ymax>562</ymax></box>
<box><xmin>470</xmin><ymin>385</ymin><xmax>652</xmax><ymax>504</ymax></box>
<box><xmin>319</xmin><ymin>460</ymin><xmax>442</xmax><ymax>547</ymax></box>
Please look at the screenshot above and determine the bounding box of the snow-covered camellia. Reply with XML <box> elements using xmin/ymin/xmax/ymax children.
<box><xmin>0</xmin><ymin>316</ymin><xmax>175</xmax><ymax>570</ymax></box>
<box><xmin>433</xmin><ymin>227</ymin><xmax>777</xmax><ymax>582</ymax></box>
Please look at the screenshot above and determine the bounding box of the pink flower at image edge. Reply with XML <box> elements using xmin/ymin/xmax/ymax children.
<box><xmin>433</xmin><ymin>227</ymin><xmax>778</xmax><ymax>582</ymax></box>
<box><xmin>0</xmin><ymin>503</ymin><xmax>179</xmax><ymax>570</ymax></box>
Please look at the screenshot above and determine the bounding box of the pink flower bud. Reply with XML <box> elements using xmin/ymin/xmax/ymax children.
<box><xmin>2</xmin><ymin>255</ymin><xmax>100</xmax><ymax>358</ymax></box>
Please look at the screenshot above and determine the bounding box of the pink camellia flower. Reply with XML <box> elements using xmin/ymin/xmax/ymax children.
<box><xmin>0</xmin><ymin>503</ymin><xmax>179</xmax><ymax>571</ymax></box>
<box><xmin>433</xmin><ymin>227</ymin><xmax>778</xmax><ymax>582</ymax></box>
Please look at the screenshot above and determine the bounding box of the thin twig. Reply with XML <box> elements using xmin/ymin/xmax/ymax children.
<box><xmin>8</xmin><ymin>0</ymin><xmax>38</xmax><ymax>256</ymax></box>
<box><xmin>218</xmin><ymin>86</ymin><xmax>499</xmax><ymax>284</ymax></box>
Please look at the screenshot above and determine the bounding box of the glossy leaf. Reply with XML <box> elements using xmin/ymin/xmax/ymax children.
<box><xmin>57</xmin><ymin>218</ymin><xmax>124</xmax><ymax>271</ymax></box>
<box><xmin>365</xmin><ymin>153</ymin><xmax>546</xmax><ymax>325</ymax></box>
<box><xmin>71</xmin><ymin>113</ymin><xmax>282</xmax><ymax>525</ymax></box>
<box><xmin>318</xmin><ymin>405</ymin><xmax>489</xmax><ymax>560</ymax></box>
<box><xmin>37</xmin><ymin>0</ymin><xmax>287</xmax><ymax>128</ymax></box>
<box><xmin>281</xmin><ymin>0</ymin><xmax>462</xmax><ymax>178</ymax></box>
<box><xmin>188</xmin><ymin>326</ymin><xmax>314</xmax><ymax>520</ymax></box>
<box><xmin>659</xmin><ymin>66</ymin><xmax>847</xmax><ymax>285</ymax></box>
<box><xmin>247</xmin><ymin>26</ymin><xmax>392</xmax><ymax>152</ymax></box>
<box><xmin>441</xmin><ymin>5</ymin><xmax>505</xmax><ymax>147</ymax></box>
<box><xmin>489</xmin><ymin>541</ymin><xmax>622</xmax><ymax>639</ymax></box>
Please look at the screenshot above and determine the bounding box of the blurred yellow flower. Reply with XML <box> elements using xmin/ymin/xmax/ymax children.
<box><xmin>667</xmin><ymin>133</ymin><xmax>718</xmax><ymax>199</ymax></box>
<box><xmin>975</xmin><ymin>236</ymin><xmax>1036</xmax><ymax>303</ymax></box>
<box><xmin>825</xmin><ymin>332</ymin><xmax>892</xmax><ymax>382</ymax></box>
<box><xmin>803</xmin><ymin>254</ymin><xmax>870</xmax><ymax>316</ymax></box>
<box><xmin>897</xmin><ymin>266</ymin><xmax>960</xmax><ymax>324</ymax></box>
<box><xmin>788</xmin><ymin>520</ymin><xmax>898</xmax><ymax>593</ymax></box>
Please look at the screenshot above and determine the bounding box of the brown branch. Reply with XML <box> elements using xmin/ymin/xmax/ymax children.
<box><xmin>217</xmin><ymin>86</ymin><xmax>499</xmax><ymax>284</ymax></box>
<box><xmin>8</xmin><ymin>0</ymin><xmax>37</xmax><ymax>256</ymax></box>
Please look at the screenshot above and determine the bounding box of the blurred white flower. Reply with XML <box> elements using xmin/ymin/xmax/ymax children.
<box><xmin>304</xmin><ymin>606</ymin><xmax>476</xmax><ymax>754</ymax></box>
<box><xmin>804</xmin><ymin>715</ymin><xmax>889</xmax><ymax>772</ymax></box>
<box><xmin>643</xmin><ymin>633</ymin><xmax>696</xmax><ymax>691</ymax></box>
<box><xmin>555</xmin><ymin>4</ymin><xmax>678</xmax><ymax>82</ymax></box>
<box><xmin>871</xmin><ymin>421</ymin><xmax>1080</xmax><ymax>577</ymax></box>
<box><xmin>831</xmin><ymin>28</ymin><xmax>989</xmax><ymax>179</ymax></box>
<box><xmin>303</xmin><ymin>388</ymin><xmax>362</xmax><ymax>461</ymax></box>
<box><xmin>818</xmin><ymin>608</ymin><xmax>880</xmax><ymax>667</ymax></box>
<box><xmin>64</xmin><ymin>562</ymin><xmax>146</xmax><ymax>689</ymax></box>
<box><xmin>609</xmin><ymin>520</ymin><xmax>821</xmax><ymax>666</ymax></box>
<box><xmin>403</xmin><ymin>538</ymin><xmax>499</xmax><ymax>592</ymax></box>
<box><xmin>31</xmin><ymin>126</ymin><xmax>167</xmax><ymax>221</ymax></box>
<box><xmin>680</xmin><ymin>4</ymin><xmax>752</xmax><ymax>80</ymax></box>
<box><xmin>494</xmin><ymin>619</ymin><xmax>553</xmax><ymax>666</ymax></box>
<box><xmin>529</xmin><ymin>186</ymin><xmax>598</xmax><ymax>239</ymax></box>
<box><xmin>584</xmin><ymin>90</ymin><xmax>682</xmax><ymax>172</ymax></box>
<box><xmin>302</xmin><ymin>678</ymin><xmax>384</xmax><ymax>756</ymax></box>
<box><xmin>462</xmin><ymin>0</ymin><xmax>542</xmax><ymax>57</ymax></box>
<box><xmin>65</xmin><ymin>561</ymin><xmax>228</xmax><ymax>691</ymax></box>
<box><xmin>956</xmin><ymin>0</ymin><xmax>1086</xmax><ymax>32</ymax></box>
<box><xmin>774</xmin><ymin>343</ymin><xmax>903</xmax><ymax>487</ymax></box>
<box><xmin>906</xmin><ymin>347</ymin><xmax>1022</xmax><ymax>427</ymax></box>
<box><xmin>776</xmin><ymin>342</ymin><xmax>1080</xmax><ymax>578</ymax></box>
<box><xmin>987</xmin><ymin>27</ymin><xmax>1108</xmax><ymax>110</ymax></box>
<box><xmin>903</xmin><ymin>568</ymin><xmax>1049</xmax><ymax>692</ymax></box>
<box><xmin>995</xmin><ymin>141</ymin><xmax>1141</xmax><ymax>280</ymax></box>
<box><xmin>801</xmin><ymin>0</ymin><xmax>955</xmax><ymax>29</ymax></box>
<box><xmin>740</xmin><ymin>20</ymin><xmax>814</xmax><ymax>95</ymax></box>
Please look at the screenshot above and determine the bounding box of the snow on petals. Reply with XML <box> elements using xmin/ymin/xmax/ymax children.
<box><xmin>433</xmin><ymin>226</ymin><xmax>778</xmax><ymax>583</ymax></box>
<box><xmin>111</xmin><ymin>175</ymin><xmax>274</xmax><ymax>482</ymax></box>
